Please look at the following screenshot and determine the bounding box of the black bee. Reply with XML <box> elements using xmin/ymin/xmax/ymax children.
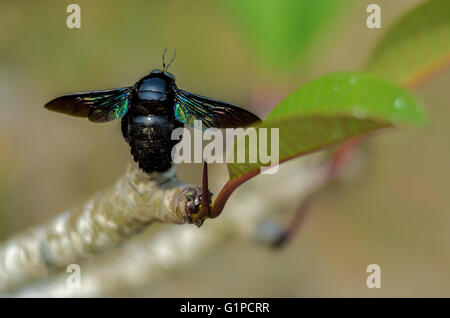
<box><xmin>45</xmin><ymin>51</ymin><xmax>260</xmax><ymax>174</ymax></box>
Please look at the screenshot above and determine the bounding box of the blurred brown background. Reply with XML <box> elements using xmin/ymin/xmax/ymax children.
<box><xmin>1</xmin><ymin>0</ymin><xmax>449</xmax><ymax>297</ymax></box>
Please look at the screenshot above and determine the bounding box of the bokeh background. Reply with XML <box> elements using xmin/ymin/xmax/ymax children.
<box><xmin>1</xmin><ymin>0</ymin><xmax>449</xmax><ymax>297</ymax></box>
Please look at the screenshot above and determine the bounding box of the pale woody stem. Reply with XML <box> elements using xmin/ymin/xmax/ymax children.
<box><xmin>0</xmin><ymin>163</ymin><xmax>201</xmax><ymax>293</ymax></box>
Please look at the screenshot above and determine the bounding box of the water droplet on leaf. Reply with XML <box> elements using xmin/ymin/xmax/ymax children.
<box><xmin>394</xmin><ymin>97</ymin><xmax>406</xmax><ymax>110</ymax></box>
<box><xmin>349</xmin><ymin>75</ymin><xmax>359</xmax><ymax>85</ymax></box>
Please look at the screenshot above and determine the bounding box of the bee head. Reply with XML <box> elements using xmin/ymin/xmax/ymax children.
<box><xmin>150</xmin><ymin>69</ymin><xmax>175</xmax><ymax>81</ymax></box>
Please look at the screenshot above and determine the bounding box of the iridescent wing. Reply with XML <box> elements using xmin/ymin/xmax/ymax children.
<box><xmin>45</xmin><ymin>87</ymin><xmax>133</xmax><ymax>122</ymax></box>
<box><xmin>173</xmin><ymin>88</ymin><xmax>261</xmax><ymax>129</ymax></box>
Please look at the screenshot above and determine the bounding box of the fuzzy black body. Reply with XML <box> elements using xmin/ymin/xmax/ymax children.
<box><xmin>45</xmin><ymin>68</ymin><xmax>261</xmax><ymax>175</ymax></box>
<box><xmin>121</xmin><ymin>115</ymin><xmax>181</xmax><ymax>173</ymax></box>
<box><xmin>121</xmin><ymin>71</ymin><xmax>183</xmax><ymax>173</ymax></box>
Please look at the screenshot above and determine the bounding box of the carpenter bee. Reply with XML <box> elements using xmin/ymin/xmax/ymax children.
<box><xmin>45</xmin><ymin>51</ymin><xmax>260</xmax><ymax>174</ymax></box>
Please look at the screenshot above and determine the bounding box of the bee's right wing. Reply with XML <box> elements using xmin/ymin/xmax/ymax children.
<box><xmin>173</xmin><ymin>88</ymin><xmax>261</xmax><ymax>129</ymax></box>
<box><xmin>45</xmin><ymin>87</ymin><xmax>133</xmax><ymax>123</ymax></box>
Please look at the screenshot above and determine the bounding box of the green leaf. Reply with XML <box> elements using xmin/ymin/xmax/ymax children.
<box><xmin>226</xmin><ymin>72</ymin><xmax>427</xmax><ymax>180</ymax></box>
<box><xmin>222</xmin><ymin>0</ymin><xmax>352</xmax><ymax>72</ymax></box>
<box><xmin>366</xmin><ymin>0</ymin><xmax>450</xmax><ymax>88</ymax></box>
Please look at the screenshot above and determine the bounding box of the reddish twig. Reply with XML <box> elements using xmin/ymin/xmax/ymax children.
<box><xmin>201</xmin><ymin>162</ymin><xmax>211</xmax><ymax>219</ymax></box>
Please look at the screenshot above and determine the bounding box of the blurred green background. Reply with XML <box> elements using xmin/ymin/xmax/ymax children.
<box><xmin>1</xmin><ymin>0</ymin><xmax>450</xmax><ymax>297</ymax></box>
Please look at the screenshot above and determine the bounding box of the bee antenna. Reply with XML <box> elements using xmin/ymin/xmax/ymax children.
<box><xmin>166</xmin><ymin>50</ymin><xmax>176</xmax><ymax>71</ymax></box>
<box><xmin>162</xmin><ymin>48</ymin><xmax>168</xmax><ymax>71</ymax></box>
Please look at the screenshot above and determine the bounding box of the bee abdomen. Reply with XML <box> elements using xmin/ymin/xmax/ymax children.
<box><xmin>124</xmin><ymin>115</ymin><xmax>180</xmax><ymax>174</ymax></box>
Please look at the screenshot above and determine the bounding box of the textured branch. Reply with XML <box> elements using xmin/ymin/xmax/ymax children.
<box><xmin>10</xmin><ymin>152</ymin><xmax>337</xmax><ymax>297</ymax></box>
<box><xmin>0</xmin><ymin>163</ymin><xmax>203</xmax><ymax>293</ymax></box>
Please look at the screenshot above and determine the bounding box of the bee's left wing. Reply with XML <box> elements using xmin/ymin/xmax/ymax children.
<box><xmin>173</xmin><ymin>88</ymin><xmax>261</xmax><ymax>129</ymax></box>
<box><xmin>45</xmin><ymin>87</ymin><xmax>133</xmax><ymax>123</ymax></box>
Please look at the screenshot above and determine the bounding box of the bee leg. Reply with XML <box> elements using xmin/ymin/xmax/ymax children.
<box><xmin>184</xmin><ymin>162</ymin><xmax>212</xmax><ymax>227</ymax></box>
